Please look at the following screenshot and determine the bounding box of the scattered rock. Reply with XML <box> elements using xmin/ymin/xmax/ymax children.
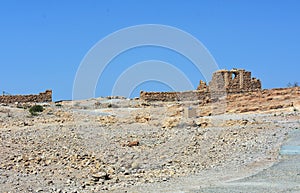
<box><xmin>135</xmin><ymin>113</ymin><xmax>150</xmax><ymax>123</ymax></box>
<box><xmin>127</xmin><ymin>141</ymin><xmax>139</xmax><ymax>147</ymax></box>
<box><xmin>162</xmin><ymin>117</ymin><xmax>180</xmax><ymax>128</ymax></box>
<box><xmin>91</xmin><ymin>172</ymin><xmax>110</xmax><ymax>181</ymax></box>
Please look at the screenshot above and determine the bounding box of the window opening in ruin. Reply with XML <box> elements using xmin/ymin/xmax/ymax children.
<box><xmin>231</xmin><ymin>73</ymin><xmax>237</xmax><ymax>80</ymax></box>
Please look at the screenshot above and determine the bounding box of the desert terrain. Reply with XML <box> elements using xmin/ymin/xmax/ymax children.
<box><xmin>0</xmin><ymin>87</ymin><xmax>300</xmax><ymax>192</ymax></box>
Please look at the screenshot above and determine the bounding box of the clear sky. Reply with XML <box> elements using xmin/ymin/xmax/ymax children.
<box><xmin>0</xmin><ymin>1</ymin><xmax>299</xmax><ymax>101</ymax></box>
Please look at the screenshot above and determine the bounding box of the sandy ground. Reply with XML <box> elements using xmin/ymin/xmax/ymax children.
<box><xmin>0</xmin><ymin>98</ymin><xmax>299</xmax><ymax>192</ymax></box>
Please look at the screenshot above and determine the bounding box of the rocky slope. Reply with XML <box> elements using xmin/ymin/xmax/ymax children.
<box><xmin>0</xmin><ymin>87</ymin><xmax>299</xmax><ymax>192</ymax></box>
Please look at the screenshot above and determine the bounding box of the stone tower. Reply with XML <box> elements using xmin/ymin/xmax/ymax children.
<box><xmin>208</xmin><ymin>69</ymin><xmax>261</xmax><ymax>93</ymax></box>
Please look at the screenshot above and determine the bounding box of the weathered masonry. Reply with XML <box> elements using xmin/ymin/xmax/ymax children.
<box><xmin>0</xmin><ymin>90</ymin><xmax>52</xmax><ymax>104</ymax></box>
<box><xmin>208</xmin><ymin>69</ymin><xmax>261</xmax><ymax>93</ymax></box>
<box><xmin>140</xmin><ymin>69</ymin><xmax>261</xmax><ymax>101</ymax></box>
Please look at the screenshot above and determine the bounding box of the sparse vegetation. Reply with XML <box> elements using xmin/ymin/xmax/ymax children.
<box><xmin>287</xmin><ymin>82</ymin><xmax>299</xmax><ymax>88</ymax></box>
<box><xmin>29</xmin><ymin>105</ymin><xmax>44</xmax><ymax>116</ymax></box>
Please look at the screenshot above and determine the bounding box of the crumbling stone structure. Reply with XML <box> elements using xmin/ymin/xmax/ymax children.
<box><xmin>0</xmin><ymin>90</ymin><xmax>52</xmax><ymax>104</ymax></box>
<box><xmin>140</xmin><ymin>69</ymin><xmax>261</xmax><ymax>101</ymax></box>
<box><xmin>209</xmin><ymin>69</ymin><xmax>261</xmax><ymax>93</ymax></box>
<box><xmin>140</xmin><ymin>90</ymin><xmax>210</xmax><ymax>102</ymax></box>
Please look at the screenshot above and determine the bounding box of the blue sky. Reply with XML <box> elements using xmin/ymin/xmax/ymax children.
<box><xmin>0</xmin><ymin>1</ymin><xmax>299</xmax><ymax>101</ymax></box>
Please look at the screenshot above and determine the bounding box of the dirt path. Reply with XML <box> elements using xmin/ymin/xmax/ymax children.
<box><xmin>125</xmin><ymin>128</ymin><xmax>300</xmax><ymax>193</ymax></box>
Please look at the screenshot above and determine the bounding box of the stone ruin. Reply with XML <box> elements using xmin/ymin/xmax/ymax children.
<box><xmin>140</xmin><ymin>69</ymin><xmax>261</xmax><ymax>101</ymax></box>
<box><xmin>208</xmin><ymin>69</ymin><xmax>261</xmax><ymax>93</ymax></box>
<box><xmin>0</xmin><ymin>90</ymin><xmax>52</xmax><ymax>104</ymax></box>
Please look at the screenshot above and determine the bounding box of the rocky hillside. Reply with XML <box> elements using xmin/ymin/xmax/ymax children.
<box><xmin>0</xmin><ymin>87</ymin><xmax>299</xmax><ymax>192</ymax></box>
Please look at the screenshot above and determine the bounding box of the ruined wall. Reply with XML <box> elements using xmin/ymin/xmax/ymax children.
<box><xmin>209</xmin><ymin>69</ymin><xmax>261</xmax><ymax>93</ymax></box>
<box><xmin>0</xmin><ymin>90</ymin><xmax>52</xmax><ymax>104</ymax></box>
<box><xmin>140</xmin><ymin>90</ymin><xmax>210</xmax><ymax>102</ymax></box>
<box><xmin>197</xmin><ymin>80</ymin><xmax>209</xmax><ymax>91</ymax></box>
<box><xmin>140</xmin><ymin>69</ymin><xmax>262</xmax><ymax>102</ymax></box>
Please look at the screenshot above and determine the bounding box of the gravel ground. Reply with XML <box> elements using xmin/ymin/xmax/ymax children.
<box><xmin>198</xmin><ymin>130</ymin><xmax>300</xmax><ymax>193</ymax></box>
<box><xmin>0</xmin><ymin>100</ymin><xmax>299</xmax><ymax>192</ymax></box>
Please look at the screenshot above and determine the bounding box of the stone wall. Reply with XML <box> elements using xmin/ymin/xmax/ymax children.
<box><xmin>140</xmin><ymin>69</ymin><xmax>261</xmax><ymax>101</ymax></box>
<box><xmin>0</xmin><ymin>90</ymin><xmax>52</xmax><ymax>104</ymax></box>
<box><xmin>140</xmin><ymin>90</ymin><xmax>212</xmax><ymax>102</ymax></box>
<box><xmin>209</xmin><ymin>69</ymin><xmax>261</xmax><ymax>93</ymax></box>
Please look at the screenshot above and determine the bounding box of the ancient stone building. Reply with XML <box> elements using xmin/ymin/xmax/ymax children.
<box><xmin>140</xmin><ymin>69</ymin><xmax>261</xmax><ymax>101</ymax></box>
<box><xmin>208</xmin><ymin>69</ymin><xmax>261</xmax><ymax>93</ymax></box>
<box><xmin>0</xmin><ymin>90</ymin><xmax>52</xmax><ymax>104</ymax></box>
